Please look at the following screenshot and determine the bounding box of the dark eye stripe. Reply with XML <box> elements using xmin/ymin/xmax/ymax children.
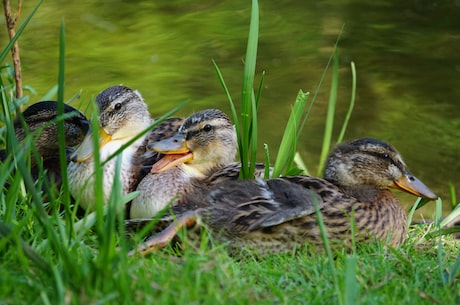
<box><xmin>185</xmin><ymin>129</ymin><xmax>200</xmax><ymax>141</ymax></box>
<box><xmin>185</xmin><ymin>123</ymin><xmax>222</xmax><ymax>140</ymax></box>
<box><xmin>364</xmin><ymin>151</ymin><xmax>407</xmax><ymax>171</ymax></box>
<box><xmin>365</xmin><ymin>151</ymin><xmax>393</xmax><ymax>162</ymax></box>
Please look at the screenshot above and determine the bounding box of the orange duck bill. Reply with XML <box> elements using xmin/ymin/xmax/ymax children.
<box><xmin>70</xmin><ymin>127</ymin><xmax>112</xmax><ymax>162</ymax></box>
<box><xmin>148</xmin><ymin>133</ymin><xmax>193</xmax><ymax>173</ymax></box>
<box><xmin>390</xmin><ymin>173</ymin><xmax>438</xmax><ymax>200</ymax></box>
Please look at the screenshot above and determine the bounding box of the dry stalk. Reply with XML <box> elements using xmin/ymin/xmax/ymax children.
<box><xmin>2</xmin><ymin>0</ymin><xmax>23</xmax><ymax>99</ymax></box>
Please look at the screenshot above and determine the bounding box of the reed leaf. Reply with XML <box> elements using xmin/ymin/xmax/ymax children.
<box><xmin>337</xmin><ymin>61</ymin><xmax>357</xmax><ymax>143</ymax></box>
<box><xmin>239</xmin><ymin>0</ymin><xmax>259</xmax><ymax>179</ymax></box>
<box><xmin>272</xmin><ymin>90</ymin><xmax>309</xmax><ymax>177</ymax></box>
<box><xmin>317</xmin><ymin>49</ymin><xmax>339</xmax><ymax>175</ymax></box>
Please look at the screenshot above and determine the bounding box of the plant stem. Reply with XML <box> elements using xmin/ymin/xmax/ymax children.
<box><xmin>2</xmin><ymin>0</ymin><xmax>23</xmax><ymax>99</ymax></box>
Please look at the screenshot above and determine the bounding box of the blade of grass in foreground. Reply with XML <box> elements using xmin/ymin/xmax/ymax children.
<box><xmin>312</xmin><ymin>195</ymin><xmax>344</xmax><ymax>305</ymax></box>
<box><xmin>448</xmin><ymin>253</ymin><xmax>460</xmax><ymax>284</ymax></box>
<box><xmin>407</xmin><ymin>197</ymin><xmax>423</xmax><ymax>231</ymax></box>
<box><xmin>440</xmin><ymin>203</ymin><xmax>460</xmax><ymax>227</ymax></box>
<box><xmin>0</xmin><ymin>219</ymin><xmax>51</xmax><ymax>275</ymax></box>
<box><xmin>343</xmin><ymin>255</ymin><xmax>358</xmax><ymax>305</ymax></box>
<box><xmin>96</xmin><ymin>153</ymin><xmax>124</xmax><ymax>272</ymax></box>
<box><xmin>55</xmin><ymin>21</ymin><xmax>75</xmax><ymax>236</ymax></box>
<box><xmin>440</xmin><ymin>184</ymin><xmax>460</xmax><ymax>227</ymax></box>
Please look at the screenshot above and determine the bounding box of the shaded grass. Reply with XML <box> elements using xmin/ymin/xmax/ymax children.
<box><xmin>1</xmin><ymin>1</ymin><xmax>459</xmax><ymax>305</ymax></box>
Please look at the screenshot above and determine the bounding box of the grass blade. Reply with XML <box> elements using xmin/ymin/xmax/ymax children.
<box><xmin>55</xmin><ymin>21</ymin><xmax>75</xmax><ymax>236</ymax></box>
<box><xmin>440</xmin><ymin>204</ymin><xmax>460</xmax><ymax>227</ymax></box>
<box><xmin>272</xmin><ymin>90</ymin><xmax>309</xmax><ymax>177</ymax></box>
<box><xmin>0</xmin><ymin>220</ymin><xmax>52</xmax><ymax>275</ymax></box>
<box><xmin>239</xmin><ymin>0</ymin><xmax>259</xmax><ymax>179</ymax></box>
<box><xmin>448</xmin><ymin>253</ymin><xmax>460</xmax><ymax>284</ymax></box>
<box><xmin>317</xmin><ymin>49</ymin><xmax>339</xmax><ymax>175</ymax></box>
<box><xmin>407</xmin><ymin>197</ymin><xmax>423</xmax><ymax>231</ymax></box>
<box><xmin>212</xmin><ymin>60</ymin><xmax>243</xmax><ymax>158</ymax></box>
<box><xmin>337</xmin><ymin>61</ymin><xmax>357</xmax><ymax>143</ymax></box>
<box><xmin>263</xmin><ymin>143</ymin><xmax>271</xmax><ymax>179</ymax></box>
<box><xmin>343</xmin><ymin>255</ymin><xmax>358</xmax><ymax>305</ymax></box>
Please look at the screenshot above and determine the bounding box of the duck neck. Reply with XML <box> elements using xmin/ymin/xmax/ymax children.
<box><xmin>179</xmin><ymin>163</ymin><xmax>208</xmax><ymax>180</ymax></box>
<box><xmin>337</xmin><ymin>184</ymin><xmax>382</xmax><ymax>203</ymax></box>
<box><xmin>111</xmin><ymin>118</ymin><xmax>152</xmax><ymax>142</ymax></box>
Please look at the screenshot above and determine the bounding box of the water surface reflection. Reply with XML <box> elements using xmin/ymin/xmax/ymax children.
<box><xmin>5</xmin><ymin>0</ymin><xmax>460</xmax><ymax>217</ymax></box>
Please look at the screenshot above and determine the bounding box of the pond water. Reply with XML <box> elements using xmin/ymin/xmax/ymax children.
<box><xmin>3</xmin><ymin>0</ymin><xmax>460</xmax><ymax>218</ymax></box>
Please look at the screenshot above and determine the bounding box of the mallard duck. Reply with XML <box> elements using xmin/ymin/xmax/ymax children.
<box><xmin>129</xmin><ymin>108</ymin><xmax>238</xmax><ymax>219</ymax></box>
<box><xmin>1</xmin><ymin>101</ymin><xmax>89</xmax><ymax>186</ymax></box>
<box><xmin>68</xmin><ymin>85</ymin><xmax>155</xmax><ymax>211</ymax></box>
<box><xmin>129</xmin><ymin>138</ymin><xmax>438</xmax><ymax>255</ymax></box>
<box><xmin>130</xmin><ymin>117</ymin><xmax>185</xmax><ymax>187</ymax></box>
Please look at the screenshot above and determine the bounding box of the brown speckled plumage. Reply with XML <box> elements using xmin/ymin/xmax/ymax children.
<box><xmin>2</xmin><ymin>101</ymin><xmax>89</xmax><ymax>186</ymax></box>
<box><xmin>68</xmin><ymin>85</ymin><xmax>154</xmax><ymax>211</ymax></box>
<box><xmin>130</xmin><ymin>117</ymin><xmax>184</xmax><ymax>189</ymax></box>
<box><xmin>129</xmin><ymin>109</ymin><xmax>238</xmax><ymax>219</ymax></box>
<box><xmin>128</xmin><ymin>138</ymin><xmax>438</xmax><ymax>256</ymax></box>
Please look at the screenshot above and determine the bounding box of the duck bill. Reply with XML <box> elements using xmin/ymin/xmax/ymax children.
<box><xmin>148</xmin><ymin>134</ymin><xmax>193</xmax><ymax>173</ymax></box>
<box><xmin>70</xmin><ymin>127</ymin><xmax>112</xmax><ymax>162</ymax></box>
<box><xmin>391</xmin><ymin>174</ymin><xmax>438</xmax><ymax>200</ymax></box>
<box><xmin>150</xmin><ymin>153</ymin><xmax>193</xmax><ymax>173</ymax></box>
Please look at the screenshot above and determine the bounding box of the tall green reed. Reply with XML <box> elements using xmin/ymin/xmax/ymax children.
<box><xmin>213</xmin><ymin>0</ymin><xmax>260</xmax><ymax>179</ymax></box>
<box><xmin>213</xmin><ymin>0</ymin><xmax>311</xmax><ymax>178</ymax></box>
<box><xmin>214</xmin><ymin>2</ymin><xmax>357</xmax><ymax>179</ymax></box>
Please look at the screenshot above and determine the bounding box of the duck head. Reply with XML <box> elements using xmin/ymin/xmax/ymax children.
<box><xmin>13</xmin><ymin>101</ymin><xmax>89</xmax><ymax>161</ymax></box>
<box><xmin>324</xmin><ymin>138</ymin><xmax>438</xmax><ymax>200</ymax></box>
<box><xmin>148</xmin><ymin>108</ymin><xmax>237</xmax><ymax>176</ymax></box>
<box><xmin>71</xmin><ymin>85</ymin><xmax>152</xmax><ymax>162</ymax></box>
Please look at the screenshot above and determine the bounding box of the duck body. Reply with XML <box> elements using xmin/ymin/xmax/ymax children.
<box><xmin>129</xmin><ymin>138</ymin><xmax>438</xmax><ymax>256</ymax></box>
<box><xmin>129</xmin><ymin>109</ymin><xmax>237</xmax><ymax>219</ymax></box>
<box><xmin>131</xmin><ymin>165</ymin><xmax>203</xmax><ymax>218</ymax></box>
<box><xmin>68</xmin><ymin>85</ymin><xmax>153</xmax><ymax>211</ymax></box>
<box><xmin>2</xmin><ymin>101</ymin><xmax>89</xmax><ymax>186</ymax></box>
<box><xmin>68</xmin><ymin>135</ymin><xmax>146</xmax><ymax>207</ymax></box>
<box><xmin>130</xmin><ymin>117</ymin><xmax>184</xmax><ymax>182</ymax></box>
<box><xmin>14</xmin><ymin>101</ymin><xmax>89</xmax><ymax>153</ymax></box>
<box><xmin>193</xmin><ymin>176</ymin><xmax>408</xmax><ymax>254</ymax></box>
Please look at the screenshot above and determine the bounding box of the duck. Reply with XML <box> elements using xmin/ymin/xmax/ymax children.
<box><xmin>128</xmin><ymin>138</ymin><xmax>438</xmax><ymax>256</ymax></box>
<box><xmin>1</xmin><ymin>101</ymin><xmax>89</xmax><ymax>187</ymax></box>
<box><xmin>129</xmin><ymin>108</ymin><xmax>238</xmax><ymax>219</ymax></box>
<box><xmin>130</xmin><ymin>117</ymin><xmax>185</xmax><ymax>188</ymax></box>
<box><xmin>67</xmin><ymin>85</ymin><xmax>156</xmax><ymax>211</ymax></box>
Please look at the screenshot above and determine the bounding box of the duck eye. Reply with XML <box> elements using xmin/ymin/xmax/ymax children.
<box><xmin>382</xmin><ymin>153</ymin><xmax>389</xmax><ymax>159</ymax></box>
<box><xmin>114</xmin><ymin>103</ymin><xmax>122</xmax><ymax>111</ymax></box>
<box><xmin>203</xmin><ymin>124</ymin><xmax>212</xmax><ymax>132</ymax></box>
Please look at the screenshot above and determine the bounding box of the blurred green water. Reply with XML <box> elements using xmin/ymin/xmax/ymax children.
<box><xmin>2</xmin><ymin>0</ymin><xmax>460</xmax><ymax>217</ymax></box>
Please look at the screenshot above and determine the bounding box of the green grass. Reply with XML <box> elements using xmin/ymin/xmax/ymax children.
<box><xmin>1</xmin><ymin>0</ymin><xmax>459</xmax><ymax>304</ymax></box>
